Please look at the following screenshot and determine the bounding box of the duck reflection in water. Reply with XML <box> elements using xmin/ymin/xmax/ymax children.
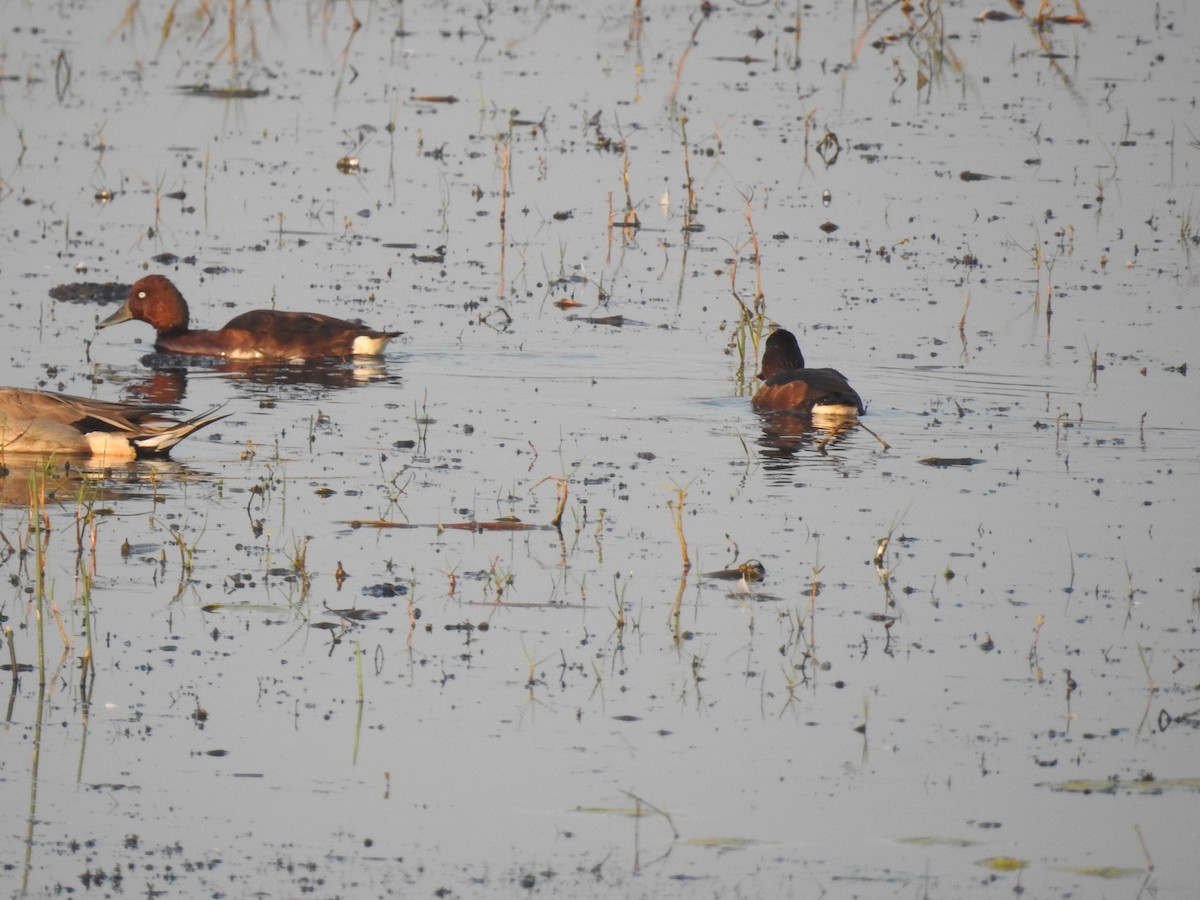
<box><xmin>0</xmin><ymin>457</ymin><xmax>210</xmax><ymax>509</ymax></box>
<box><xmin>114</xmin><ymin>355</ymin><xmax>398</xmax><ymax>408</ymax></box>
<box><xmin>755</xmin><ymin>411</ymin><xmax>861</xmax><ymax>462</ymax></box>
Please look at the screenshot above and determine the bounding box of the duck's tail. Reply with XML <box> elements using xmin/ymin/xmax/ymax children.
<box><xmin>131</xmin><ymin>408</ymin><xmax>229</xmax><ymax>456</ymax></box>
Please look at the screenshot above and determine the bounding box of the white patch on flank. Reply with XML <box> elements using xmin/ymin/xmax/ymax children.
<box><xmin>810</xmin><ymin>403</ymin><xmax>862</xmax><ymax>422</ymax></box>
<box><xmin>352</xmin><ymin>334</ymin><xmax>390</xmax><ymax>355</ymax></box>
<box><xmin>84</xmin><ymin>432</ymin><xmax>137</xmax><ymax>462</ymax></box>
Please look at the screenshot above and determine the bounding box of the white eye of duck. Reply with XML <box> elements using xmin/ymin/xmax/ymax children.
<box><xmin>138</xmin><ymin>291</ymin><xmax>148</xmax><ymax>299</ymax></box>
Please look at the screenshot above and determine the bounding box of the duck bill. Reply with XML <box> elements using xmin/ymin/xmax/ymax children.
<box><xmin>97</xmin><ymin>301</ymin><xmax>134</xmax><ymax>329</ymax></box>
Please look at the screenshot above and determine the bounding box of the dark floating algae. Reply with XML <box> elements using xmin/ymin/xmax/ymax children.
<box><xmin>919</xmin><ymin>457</ymin><xmax>986</xmax><ymax>467</ymax></box>
<box><xmin>566</xmin><ymin>314</ymin><xmax>625</xmax><ymax>327</ymax></box>
<box><xmin>179</xmin><ymin>84</ymin><xmax>269</xmax><ymax>99</ymax></box>
<box><xmin>361</xmin><ymin>582</ymin><xmax>408</xmax><ymax>598</ymax></box>
<box><xmin>701</xmin><ymin>559</ymin><xmax>766</xmax><ymax>582</ymax></box>
<box><xmin>48</xmin><ymin>282</ymin><xmax>128</xmax><ymax>304</ymax></box>
<box><xmin>322</xmin><ymin>605</ymin><xmax>385</xmax><ymax>622</ymax></box>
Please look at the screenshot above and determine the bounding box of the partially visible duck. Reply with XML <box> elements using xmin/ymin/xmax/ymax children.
<box><xmin>0</xmin><ymin>388</ymin><xmax>226</xmax><ymax>460</ymax></box>
<box><xmin>97</xmin><ymin>275</ymin><xmax>401</xmax><ymax>361</ymax></box>
<box><xmin>752</xmin><ymin>328</ymin><xmax>865</xmax><ymax>416</ymax></box>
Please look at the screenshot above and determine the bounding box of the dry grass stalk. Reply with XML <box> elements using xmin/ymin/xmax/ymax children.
<box><xmin>665</xmin><ymin>484</ymin><xmax>691</xmax><ymax>572</ymax></box>
<box><xmin>666</xmin><ymin>10</ymin><xmax>709</xmax><ymax>110</ymax></box>
<box><xmin>627</xmin><ymin>0</ymin><xmax>643</xmax><ymax>43</ymax></box>
<box><xmin>678</xmin><ymin>116</ymin><xmax>698</xmax><ymax>231</ymax></box>
<box><xmin>532</xmin><ymin>476</ymin><xmax>569</xmax><ymax>530</ymax></box>
<box><xmin>497</xmin><ymin>133</ymin><xmax>511</xmax><ymax>296</ymax></box>
<box><xmin>729</xmin><ymin>194</ymin><xmax>768</xmax><ymax>383</ymax></box>
<box><xmin>669</xmin><ymin>572</ymin><xmax>687</xmax><ymax>645</ymax></box>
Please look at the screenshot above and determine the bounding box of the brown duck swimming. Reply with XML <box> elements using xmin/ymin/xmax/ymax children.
<box><xmin>751</xmin><ymin>328</ymin><xmax>864</xmax><ymax>417</ymax></box>
<box><xmin>98</xmin><ymin>275</ymin><xmax>400</xmax><ymax>361</ymax></box>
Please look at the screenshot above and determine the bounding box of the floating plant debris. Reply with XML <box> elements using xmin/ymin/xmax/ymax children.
<box><xmin>575</xmin><ymin>806</ymin><xmax>655</xmax><ymax>818</ymax></box>
<box><xmin>897</xmin><ymin>836</ymin><xmax>981</xmax><ymax>848</ymax></box>
<box><xmin>1060</xmin><ymin>866</ymin><xmax>1146</xmax><ymax>879</ymax></box>
<box><xmin>179</xmin><ymin>84</ymin><xmax>269</xmax><ymax>99</ymax></box>
<box><xmin>361</xmin><ymin>582</ymin><xmax>408</xmax><ymax>598</ymax></box>
<box><xmin>441</xmin><ymin>519</ymin><xmax>550</xmax><ymax>532</ymax></box>
<box><xmin>444</xmin><ymin>621</ymin><xmax>489</xmax><ymax>633</ymax></box>
<box><xmin>976</xmin><ymin>857</ymin><xmax>1025</xmax><ymax>871</ymax></box>
<box><xmin>3</xmin><ymin>2</ymin><xmax>1192</xmax><ymax>895</ymax></box>
<box><xmin>567</xmin><ymin>314</ymin><xmax>624</xmax><ymax>327</ymax></box>
<box><xmin>713</xmin><ymin>55</ymin><xmax>767</xmax><ymax>65</ymax></box>
<box><xmin>1043</xmin><ymin>777</ymin><xmax>1200</xmax><ymax>795</ymax></box>
<box><xmin>683</xmin><ymin>836</ymin><xmax>761</xmax><ymax>848</ymax></box>
<box><xmin>323</xmin><ymin>605</ymin><xmax>384</xmax><ymax>621</ymax></box>
<box><xmin>412</xmin><ymin>246</ymin><xmax>447</xmax><ymax>263</ymax></box>
<box><xmin>975</xmin><ymin>10</ymin><xmax>1017</xmax><ymax>21</ymax></box>
<box><xmin>48</xmin><ymin>282</ymin><xmax>128</xmax><ymax>303</ymax></box>
<box><xmin>702</xmin><ymin>559</ymin><xmax>765</xmax><ymax>582</ymax></box>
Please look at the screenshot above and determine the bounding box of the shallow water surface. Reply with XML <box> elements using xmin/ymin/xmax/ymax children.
<box><xmin>1</xmin><ymin>1</ymin><xmax>1198</xmax><ymax>897</ymax></box>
